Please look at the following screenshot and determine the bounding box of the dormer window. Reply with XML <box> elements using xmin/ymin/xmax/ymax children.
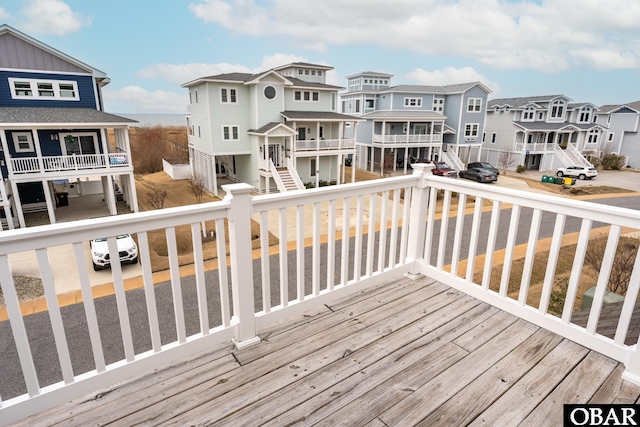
<box><xmin>9</xmin><ymin>78</ymin><xmax>79</xmax><ymax>100</ymax></box>
<box><xmin>523</xmin><ymin>107</ymin><xmax>534</xmax><ymax>121</ymax></box>
<box><xmin>578</xmin><ymin>106</ymin><xmax>592</xmax><ymax>123</ymax></box>
<box><xmin>550</xmin><ymin>100</ymin><xmax>565</xmax><ymax>120</ymax></box>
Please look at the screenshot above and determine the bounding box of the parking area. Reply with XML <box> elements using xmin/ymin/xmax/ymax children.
<box><xmin>515</xmin><ymin>169</ymin><xmax>640</xmax><ymax>192</ymax></box>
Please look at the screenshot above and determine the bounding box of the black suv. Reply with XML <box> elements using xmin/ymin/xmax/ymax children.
<box><xmin>467</xmin><ymin>162</ymin><xmax>500</xmax><ymax>176</ymax></box>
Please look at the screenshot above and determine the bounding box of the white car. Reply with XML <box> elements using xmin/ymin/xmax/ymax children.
<box><xmin>90</xmin><ymin>234</ymin><xmax>139</xmax><ymax>271</ymax></box>
<box><xmin>556</xmin><ymin>166</ymin><xmax>597</xmax><ymax>180</ymax></box>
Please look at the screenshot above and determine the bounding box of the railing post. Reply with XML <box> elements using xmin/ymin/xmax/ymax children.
<box><xmin>623</xmin><ymin>345</ymin><xmax>640</xmax><ymax>386</ymax></box>
<box><xmin>222</xmin><ymin>183</ymin><xmax>261</xmax><ymax>350</ymax></box>
<box><xmin>404</xmin><ymin>163</ymin><xmax>434</xmax><ymax>279</ymax></box>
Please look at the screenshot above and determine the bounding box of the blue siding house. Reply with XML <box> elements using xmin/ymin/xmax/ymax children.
<box><xmin>0</xmin><ymin>25</ymin><xmax>138</xmax><ymax>229</ymax></box>
<box><xmin>340</xmin><ymin>71</ymin><xmax>491</xmax><ymax>174</ymax></box>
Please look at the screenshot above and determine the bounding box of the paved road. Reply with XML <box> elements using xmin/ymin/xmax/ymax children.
<box><xmin>2</xmin><ymin>194</ymin><xmax>640</xmax><ymax>400</ymax></box>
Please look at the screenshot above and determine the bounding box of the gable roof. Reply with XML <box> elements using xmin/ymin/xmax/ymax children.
<box><xmin>379</xmin><ymin>81</ymin><xmax>491</xmax><ymax>95</ymax></box>
<box><xmin>182</xmin><ymin>71</ymin><xmax>343</xmax><ymax>90</ymax></box>
<box><xmin>247</xmin><ymin>122</ymin><xmax>296</xmax><ymax>135</ymax></box>
<box><xmin>0</xmin><ymin>24</ymin><xmax>108</xmax><ymax>83</ymax></box>
<box><xmin>272</xmin><ymin>62</ymin><xmax>333</xmax><ymax>71</ymax></box>
<box><xmin>598</xmin><ymin>101</ymin><xmax>640</xmax><ymax>114</ymax></box>
<box><xmin>488</xmin><ymin>95</ymin><xmax>571</xmax><ymax>109</ymax></box>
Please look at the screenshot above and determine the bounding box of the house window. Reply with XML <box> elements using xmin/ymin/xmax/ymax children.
<box><xmin>550</xmin><ymin>100</ymin><xmax>565</xmax><ymax>120</ymax></box>
<box><xmin>305</xmin><ymin>70</ymin><xmax>309</xmax><ymax>75</ymax></box>
<box><xmin>310</xmin><ymin>158</ymin><xmax>316</xmax><ymax>176</ymax></box>
<box><xmin>433</xmin><ymin>97</ymin><xmax>444</xmax><ymax>112</ymax></box>
<box><xmin>8</xmin><ymin>78</ymin><xmax>79</xmax><ymax>100</ymax></box>
<box><xmin>365</xmin><ymin>99</ymin><xmax>374</xmax><ymax>108</ymax></box>
<box><xmin>345</xmin><ymin>122</ymin><xmax>352</xmax><ymax>128</ymax></box>
<box><xmin>294</xmin><ymin>91</ymin><xmax>320</xmax><ymax>102</ymax></box>
<box><xmin>12</xmin><ymin>132</ymin><xmax>34</xmax><ymax>153</ymax></box>
<box><xmin>523</xmin><ymin>107</ymin><xmax>534</xmax><ymax>121</ymax></box>
<box><xmin>464</xmin><ymin>123</ymin><xmax>479</xmax><ymax>137</ymax></box>
<box><xmin>355</xmin><ymin>100</ymin><xmax>360</xmax><ymax>113</ymax></box>
<box><xmin>264</xmin><ymin>86</ymin><xmax>276</xmax><ymax>100</ymax></box>
<box><xmin>579</xmin><ymin>106</ymin><xmax>592</xmax><ymax>123</ymax></box>
<box><xmin>61</xmin><ymin>133</ymin><xmax>98</xmax><ymax>155</ymax></box>
<box><xmin>221</xmin><ymin>88</ymin><xmax>237</xmax><ymax>103</ymax></box>
<box><xmin>195</xmin><ymin>89</ymin><xmax>198</xmax><ymax>103</ymax></box>
<box><xmin>311</xmin><ymin>70</ymin><xmax>316</xmax><ymax>75</ymax></box>
<box><xmin>198</xmin><ymin>126</ymin><xmax>201</xmax><ymax>137</ymax></box>
<box><xmin>467</xmin><ymin>98</ymin><xmax>482</xmax><ymax>112</ymax></box>
<box><xmin>404</xmin><ymin>97</ymin><xmax>422</xmax><ymax>107</ymax></box>
<box><xmin>539</xmin><ymin>112</ymin><xmax>543</xmax><ymax>120</ymax></box>
<box><xmin>319</xmin><ymin>126</ymin><xmax>324</xmax><ymax>139</ymax></box>
<box><xmin>318</xmin><ymin>71</ymin><xmax>322</xmax><ymax>76</ymax></box>
<box><xmin>608</xmin><ymin>132</ymin><xmax>615</xmax><ymax>142</ymax></box>
<box><xmin>222</xmin><ymin>126</ymin><xmax>239</xmax><ymax>141</ymax></box>
<box><xmin>588</xmin><ymin>129</ymin><xmax>599</xmax><ymax>143</ymax></box>
<box><xmin>491</xmin><ymin>132</ymin><xmax>497</xmax><ymax>143</ymax></box>
<box><xmin>298</xmin><ymin>70</ymin><xmax>303</xmax><ymax>75</ymax></box>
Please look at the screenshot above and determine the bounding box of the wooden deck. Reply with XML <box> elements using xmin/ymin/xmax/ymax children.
<box><xmin>14</xmin><ymin>276</ymin><xmax>640</xmax><ymax>426</ymax></box>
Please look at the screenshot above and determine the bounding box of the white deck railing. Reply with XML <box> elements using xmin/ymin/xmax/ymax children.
<box><xmin>1</xmin><ymin>165</ymin><xmax>640</xmax><ymax>424</ymax></box>
<box><xmin>294</xmin><ymin>138</ymin><xmax>355</xmax><ymax>151</ymax></box>
<box><xmin>514</xmin><ymin>141</ymin><xmax>555</xmax><ymax>151</ymax></box>
<box><xmin>11</xmin><ymin>153</ymin><xmax>130</xmax><ymax>174</ymax></box>
<box><xmin>372</xmin><ymin>134</ymin><xmax>442</xmax><ymax>145</ymax></box>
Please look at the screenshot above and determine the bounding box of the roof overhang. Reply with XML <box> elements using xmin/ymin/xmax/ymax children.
<box><xmin>361</xmin><ymin>110</ymin><xmax>447</xmax><ymax>121</ymax></box>
<box><xmin>0</xmin><ymin>107</ymin><xmax>137</xmax><ymax>128</ymax></box>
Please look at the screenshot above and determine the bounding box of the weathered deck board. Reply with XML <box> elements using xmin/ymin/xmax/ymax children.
<box><xmin>13</xmin><ymin>276</ymin><xmax>640</xmax><ymax>427</ymax></box>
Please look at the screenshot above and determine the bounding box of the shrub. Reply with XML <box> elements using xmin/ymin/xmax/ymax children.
<box><xmin>129</xmin><ymin>126</ymin><xmax>188</xmax><ymax>174</ymax></box>
<box><xmin>516</xmin><ymin>165</ymin><xmax>526</xmax><ymax>173</ymax></box>
<box><xmin>548</xmin><ymin>277</ymin><xmax>569</xmax><ymax>315</ymax></box>
<box><xmin>146</xmin><ymin>185</ymin><xmax>167</xmax><ymax>209</ymax></box>
<box><xmin>584</xmin><ymin>236</ymin><xmax>640</xmax><ymax>295</ymax></box>
<box><xmin>601</xmin><ymin>153</ymin><xmax>627</xmax><ymax>170</ymax></box>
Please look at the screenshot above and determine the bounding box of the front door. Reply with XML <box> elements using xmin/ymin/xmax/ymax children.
<box><xmin>268</xmin><ymin>144</ymin><xmax>281</xmax><ymax>167</ymax></box>
<box><xmin>298</xmin><ymin>127</ymin><xmax>306</xmax><ymax>141</ymax></box>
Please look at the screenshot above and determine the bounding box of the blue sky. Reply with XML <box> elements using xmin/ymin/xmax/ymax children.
<box><xmin>2</xmin><ymin>0</ymin><xmax>640</xmax><ymax>114</ymax></box>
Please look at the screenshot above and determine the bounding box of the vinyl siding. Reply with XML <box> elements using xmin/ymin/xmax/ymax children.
<box><xmin>284</xmin><ymin>88</ymin><xmax>335</xmax><ymax>112</ymax></box>
<box><xmin>0</xmin><ymin>71</ymin><xmax>96</xmax><ymax>108</ymax></box>
<box><xmin>0</xmin><ymin>33</ymin><xmax>89</xmax><ymax>73</ymax></box>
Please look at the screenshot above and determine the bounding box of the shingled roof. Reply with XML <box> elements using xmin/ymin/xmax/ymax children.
<box><xmin>0</xmin><ymin>107</ymin><xmax>137</xmax><ymax>125</ymax></box>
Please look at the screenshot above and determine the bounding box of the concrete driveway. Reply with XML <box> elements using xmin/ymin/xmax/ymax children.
<box><xmin>8</xmin><ymin>241</ymin><xmax>143</xmax><ymax>295</ymax></box>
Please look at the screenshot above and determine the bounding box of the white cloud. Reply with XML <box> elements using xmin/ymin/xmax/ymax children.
<box><xmin>135</xmin><ymin>53</ymin><xmax>335</xmax><ymax>85</ymax></box>
<box><xmin>20</xmin><ymin>0</ymin><xmax>91</xmax><ymax>35</ymax></box>
<box><xmin>103</xmin><ymin>86</ymin><xmax>188</xmax><ymax>114</ymax></box>
<box><xmin>0</xmin><ymin>7</ymin><xmax>10</xmax><ymax>20</ymax></box>
<box><xmin>188</xmin><ymin>0</ymin><xmax>640</xmax><ymax>72</ymax></box>
<box><xmin>136</xmin><ymin>62</ymin><xmax>252</xmax><ymax>85</ymax></box>
<box><xmin>407</xmin><ymin>66</ymin><xmax>500</xmax><ymax>95</ymax></box>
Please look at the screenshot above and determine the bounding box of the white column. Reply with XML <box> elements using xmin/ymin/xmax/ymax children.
<box><xmin>32</xmin><ymin>130</ymin><xmax>43</xmax><ymax>173</ymax></box>
<box><xmin>380</xmin><ymin>146</ymin><xmax>385</xmax><ymax>177</ymax></box>
<box><xmin>42</xmin><ymin>180</ymin><xmax>56</xmax><ymax>224</ymax></box>
<box><xmin>100</xmin><ymin>128</ymin><xmax>110</xmax><ymax>167</ymax></box>
<box><xmin>11</xmin><ymin>180</ymin><xmax>25</xmax><ymax>228</ymax></box>
<box><xmin>405</xmin><ymin>163</ymin><xmax>434</xmax><ymax>277</ymax></box>
<box><xmin>128</xmin><ymin>172</ymin><xmax>139</xmax><ymax>212</ymax></box>
<box><xmin>222</xmin><ymin>183</ymin><xmax>261</xmax><ymax>349</ymax></box>
<box><xmin>352</xmin><ymin>122</ymin><xmax>358</xmax><ymax>183</ymax></box>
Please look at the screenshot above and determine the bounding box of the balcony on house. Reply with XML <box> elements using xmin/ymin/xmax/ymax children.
<box><xmin>372</xmin><ymin>132</ymin><xmax>443</xmax><ymax>145</ymax></box>
<box><xmin>294</xmin><ymin>137</ymin><xmax>355</xmax><ymax>151</ymax></box>
<box><xmin>2</xmin><ymin>165</ymin><xmax>640</xmax><ymax>425</ymax></box>
<box><xmin>10</xmin><ymin>148</ymin><xmax>131</xmax><ymax>175</ymax></box>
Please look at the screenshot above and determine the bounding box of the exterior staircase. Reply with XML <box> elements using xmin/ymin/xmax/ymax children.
<box><xmin>441</xmin><ymin>149</ymin><xmax>464</xmax><ymax>171</ymax></box>
<box><xmin>553</xmin><ymin>144</ymin><xmax>593</xmax><ymax>168</ymax></box>
<box><xmin>270</xmin><ymin>158</ymin><xmax>304</xmax><ymax>192</ymax></box>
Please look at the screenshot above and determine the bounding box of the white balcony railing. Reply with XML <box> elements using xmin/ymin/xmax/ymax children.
<box><xmin>10</xmin><ymin>153</ymin><xmax>130</xmax><ymax>174</ymax></box>
<box><xmin>294</xmin><ymin>138</ymin><xmax>355</xmax><ymax>151</ymax></box>
<box><xmin>514</xmin><ymin>142</ymin><xmax>555</xmax><ymax>151</ymax></box>
<box><xmin>2</xmin><ymin>165</ymin><xmax>640</xmax><ymax>424</ymax></box>
<box><xmin>372</xmin><ymin>134</ymin><xmax>442</xmax><ymax>145</ymax></box>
